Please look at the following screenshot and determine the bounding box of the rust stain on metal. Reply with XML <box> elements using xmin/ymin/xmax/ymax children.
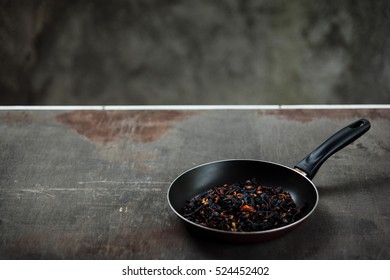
<box><xmin>56</xmin><ymin>110</ymin><xmax>198</xmax><ymax>144</ymax></box>
<box><xmin>257</xmin><ymin>109</ymin><xmax>390</xmax><ymax>122</ymax></box>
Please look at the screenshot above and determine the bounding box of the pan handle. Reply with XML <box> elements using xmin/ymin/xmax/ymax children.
<box><xmin>294</xmin><ymin>119</ymin><xmax>371</xmax><ymax>180</ymax></box>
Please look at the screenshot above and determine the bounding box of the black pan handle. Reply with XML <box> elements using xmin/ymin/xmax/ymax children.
<box><xmin>294</xmin><ymin>119</ymin><xmax>371</xmax><ymax>180</ymax></box>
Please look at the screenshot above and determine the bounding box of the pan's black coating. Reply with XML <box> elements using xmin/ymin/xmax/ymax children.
<box><xmin>168</xmin><ymin>160</ymin><xmax>318</xmax><ymax>242</ymax></box>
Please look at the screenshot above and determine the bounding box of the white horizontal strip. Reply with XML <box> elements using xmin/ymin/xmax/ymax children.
<box><xmin>103</xmin><ymin>105</ymin><xmax>281</xmax><ymax>110</ymax></box>
<box><xmin>0</xmin><ymin>105</ymin><xmax>279</xmax><ymax>110</ymax></box>
<box><xmin>280</xmin><ymin>104</ymin><xmax>390</xmax><ymax>109</ymax></box>
<box><xmin>0</xmin><ymin>104</ymin><xmax>389</xmax><ymax>110</ymax></box>
<box><xmin>0</xmin><ymin>105</ymin><xmax>104</xmax><ymax>110</ymax></box>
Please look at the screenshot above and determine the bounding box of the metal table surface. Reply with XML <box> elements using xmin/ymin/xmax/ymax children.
<box><xmin>0</xmin><ymin>106</ymin><xmax>389</xmax><ymax>259</ymax></box>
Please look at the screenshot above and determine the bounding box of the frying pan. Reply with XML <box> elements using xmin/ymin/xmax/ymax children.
<box><xmin>167</xmin><ymin>119</ymin><xmax>371</xmax><ymax>242</ymax></box>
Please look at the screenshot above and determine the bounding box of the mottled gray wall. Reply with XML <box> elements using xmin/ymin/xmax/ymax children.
<box><xmin>1</xmin><ymin>0</ymin><xmax>389</xmax><ymax>105</ymax></box>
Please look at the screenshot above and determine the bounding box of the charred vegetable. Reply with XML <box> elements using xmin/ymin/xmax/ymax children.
<box><xmin>182</xmin><ymin>178</ymin><xmax>303</xmax><ymax>232</ymax></box>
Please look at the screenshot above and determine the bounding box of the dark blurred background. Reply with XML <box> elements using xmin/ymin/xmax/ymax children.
<box><xmin>1</xmin><ymin>0</ymin><xmax>389</xmax><ymax>105</ymax></box>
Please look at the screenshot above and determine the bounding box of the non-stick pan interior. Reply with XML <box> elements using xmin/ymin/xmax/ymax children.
<box><xmin>168</xmin><ymin>160</ymin><xmax>318</xmax><ymax>221</ymax></box>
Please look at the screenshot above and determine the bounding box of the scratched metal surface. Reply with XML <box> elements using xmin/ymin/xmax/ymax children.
<box><xmin>0</xmin><ymin>109</ymin><xmax>389</xmax><ymax>259</ymax></box>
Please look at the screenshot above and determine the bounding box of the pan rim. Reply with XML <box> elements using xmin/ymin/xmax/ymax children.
<box><xmin>167</xmin><ymin>158</ymin><xmax>319</xmax><ymax>236</ymax></box>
